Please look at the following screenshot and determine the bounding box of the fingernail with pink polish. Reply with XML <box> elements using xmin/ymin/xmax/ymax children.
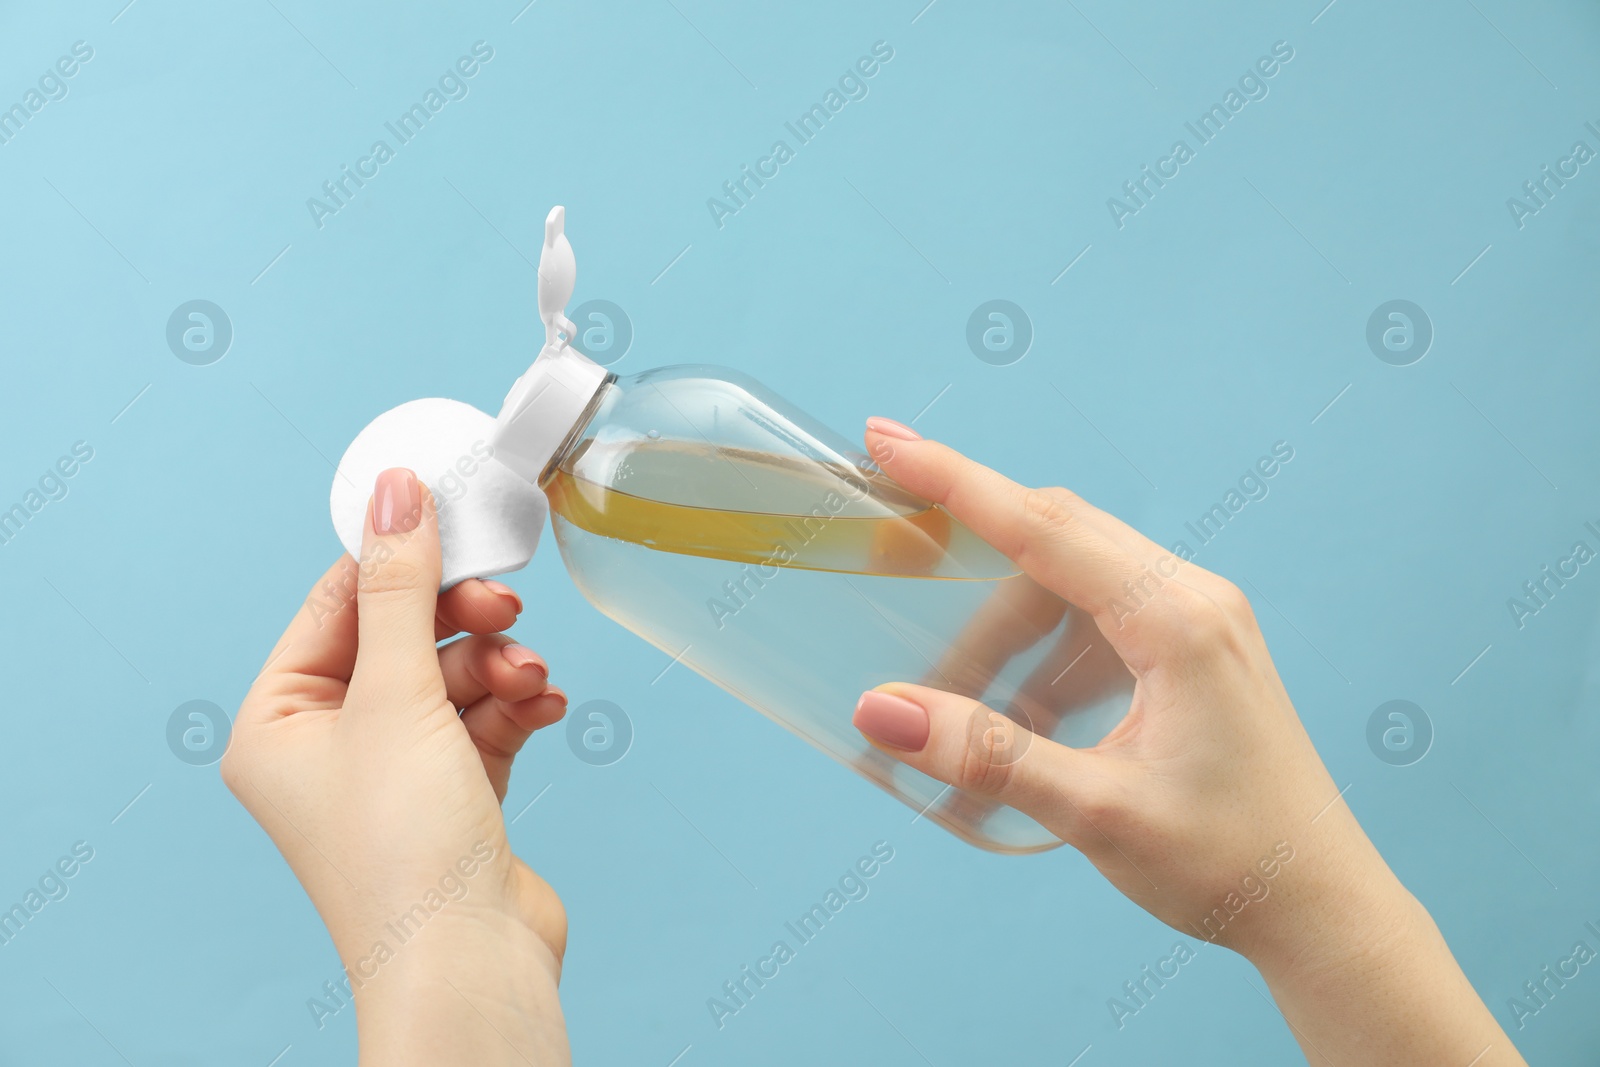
<box><xmin>373</xmin><ymin>468</ymin><xmax>421</xmax><ymax>535</ymax></box>
<box><xmin>501</xmin><ymin>644</ymin><xmax>545</xmax><ymax>672</ymax></box>
<box><xmin>853</xmin><ymin>690</ymin><xmax>929</xmax><ymax>751</ymax></box>
<box><xmin>865</xmin><ymin>416</ymin><xmax>922</xmax><ymax>442</ymax></box>
<box><xmin>481</xmin><ymin>579</ymin><xmax>523</xmax><ymax>613</ymax></box>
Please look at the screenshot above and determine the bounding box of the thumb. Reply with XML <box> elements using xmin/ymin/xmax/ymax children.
<box><xmin>853</xmin><ymin>683</ymin><xmax>1121</xmax><ymax>849</ymax></box>
<box><xmin>347</xmin><ymin>468</ymin><xmax>445</xmax><ymax>709</ymax></box>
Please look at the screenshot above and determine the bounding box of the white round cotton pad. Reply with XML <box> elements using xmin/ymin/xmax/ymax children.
<box><xmin>330</xmin><ymin>397</ymin><xmax>548</xmax><ymax>590</ymax></box>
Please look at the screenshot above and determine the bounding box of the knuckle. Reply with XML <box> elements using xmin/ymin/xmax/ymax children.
<box><xmin>956</xmin><ymin>705</ymin><xmax>1022</xmax><ymax>797</ymax></box>
<box><xmin>1211</xmin><ymin>579</ymin><xmax>1255</xmax><ymax>622</ymax></box>
<box><xmin>358</xmin><ymin>554</ymin><xmax>431</xmax><ymax>598</ymax></box>
<box><xmin>472</xmin><ymin>720</ymin><xmax>526</xmax><ymax>763</ymax></box>
<box><xmin>1179</xmin><ymin>598</ymin><xmax>1250</xmax><ymax>662</ymax></box>
<box><xmin>1020</xmin><ymin>487</ymin><xmax>1077</xmax><ymax>538</ymax></box>
<box><xmin>1037</xmin><ymin>485</ymin><xmax>1085</xmax><ymax>508</ymax></box>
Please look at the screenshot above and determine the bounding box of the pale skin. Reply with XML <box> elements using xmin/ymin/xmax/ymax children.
<box><xmin>229</xmin><ymin>425</ymin><xmax>1525</xmax><ymax>1065</ymax></box>
<box><xmin>225</xmin><ymin>468</ymin><xmax>571</xmax><ymax>1067</ymax></box>
<box><xmin>854</xmin><ymin>416</ymin><xmax>1526</xmax><ymax>1067</ymax></box>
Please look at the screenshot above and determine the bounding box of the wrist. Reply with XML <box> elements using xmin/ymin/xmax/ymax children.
<box><xmin>1224</xmin><ymin>806</ymin><xmax>1416</xmax><ymax>976</ymax></box>
<box><xmin>1250</xmin><ymin>868</ymin><xmax>1428</xmax><ymax>993</ymax></box>
<box><xmin>1235</xmin><ymin>817</ymin><xmax>1525</xmax><ymax>1065</ymax></box>
<box><xmin>350</xmin><ymin>911</ymin><xmax>566</xmax><ymax>1067</ymax></box>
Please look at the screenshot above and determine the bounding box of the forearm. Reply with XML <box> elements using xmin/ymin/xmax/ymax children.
<box><xmin>351</xmin><ymin>915</ymin><xmax>569</xmax><ymax>1066</ymax></box>
<box><xmin>1246</xmin><ymin>825</ymin><xmax>1523</xmax><ymax>1066</ymax></box>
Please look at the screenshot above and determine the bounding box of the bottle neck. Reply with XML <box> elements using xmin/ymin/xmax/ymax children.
<box><xmin>536</xmin><ymin>374</ymin><xmax>616</xmax><ymax>486</ymax></box>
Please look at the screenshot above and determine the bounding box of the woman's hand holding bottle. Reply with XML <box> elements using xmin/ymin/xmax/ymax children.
<box><xmin>853</xmin><ymin>418</ymin><xmax>1524</xmax><ymax>1067</ymax></box>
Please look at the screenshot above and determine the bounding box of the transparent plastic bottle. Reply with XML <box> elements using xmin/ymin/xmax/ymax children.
<box><xmin>331</xmin><ymin>207</ymin><xmax>1133</xmax><ymax>853</ymax></box>
<box><xmin>536</xmin><ymin>363</ymin><xmax>1133</xmax><ymax>853</ymax></box>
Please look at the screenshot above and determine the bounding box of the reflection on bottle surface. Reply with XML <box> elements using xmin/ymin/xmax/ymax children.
<box><xmin>543</xmin><ymin>368</ymin><xmax>1133</xmax><ymax>853</ymax></box>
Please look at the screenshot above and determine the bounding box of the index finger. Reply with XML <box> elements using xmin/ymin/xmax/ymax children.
<box><xmin>255</xmin><ymin>561</ymin><xmax>524</xmax><ymax>691</ymax></box>
<box><xmin>863</xmin><ymin>424</ymin><xmax>1192</xmax><ymax>654</ymax></box>
<box><xmin>436</xmin><ymin>579</ymin><xmax>523</xmax><ymax>641</ymax></box>
<box><xmin>251</xmin><ymin>555</ymin><xmax>362</xmax><ymax>692</ymax></box>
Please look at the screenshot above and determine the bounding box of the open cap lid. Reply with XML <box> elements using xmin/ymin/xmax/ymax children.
<box><xmin>491</xmin><ymin>207</ymin><xmax>608</xmax><ymax>483</ymax></box>
<box><xmin>329</xmin><ymin>206</ymin><xmax>606</xmax><ymax>588</ymax></box>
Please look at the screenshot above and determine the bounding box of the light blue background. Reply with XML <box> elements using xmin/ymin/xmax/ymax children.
<box><xmin>2</xmin><ymin>0</ymin><xmax>1598</xmax><ymax>1063</ymax></box>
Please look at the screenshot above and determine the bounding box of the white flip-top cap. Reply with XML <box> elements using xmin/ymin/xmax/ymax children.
<box><xmin>329</xmin><ymin>205</ymin><xmax>607</xmax><ymax>588</ymax></box>
<box><xmin>491</xmin><ymin>207</ymin><xmax>608</xmax><ymax>483</ymax></box>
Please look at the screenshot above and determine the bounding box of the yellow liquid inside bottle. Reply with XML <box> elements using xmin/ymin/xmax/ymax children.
<box><xmin>546</xmin><ymin>445</ymin><xmax>1011</xmax><ymax>581</ymax></box>
<box><xmin>544</xmin><ymin>441</ymin><xmax>1132</xmax><ymax>854</ymax></box>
